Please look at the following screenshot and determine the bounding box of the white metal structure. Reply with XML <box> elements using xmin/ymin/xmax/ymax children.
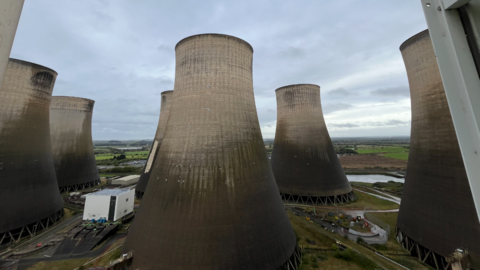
<box><xmin>422</xmin><ymin>0</ymin><xmax>480</xmax><ymax>223</ymax></box>
<box><xmin>111</xmin><ymin>175</ymin><xmax>140</xmax><ymax>186</ymax></box>
<box><xmin>0</xmin><ymin>0</ymin><xmax>24</xmax><ymax>88</ymax></box>
<box><xmin>83</xmin><ymin>189</ymin><xmax>134</xmax><ymax>221</ymax></box>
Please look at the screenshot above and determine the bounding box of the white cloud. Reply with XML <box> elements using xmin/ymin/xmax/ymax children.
<box><xmin>11</xmin><ymin>1</ymin><xmax>426</xmax><ymax>139</ymax></box>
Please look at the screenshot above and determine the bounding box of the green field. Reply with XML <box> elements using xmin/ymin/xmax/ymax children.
<box><xmin>353</xmin><ymin>145</ymin><xmax>409</xmax><ymax>161</ymax></box>
<box><xmin>382</xmin><ymin>152</ymin><xmax>409</xmax><ymax>160</ymax></box>
<box><xmin>95</xmin><ymin>151</ymin><xmax>149</xmax><ymax>161</ymax></box>
<box><xmin>356</xmin><ymin>146</ymin><xmax>408</xmax><ymax>154</ymax></box>
<box><xmin>344</xmin><ymin>191</ymin><xmax>399</xmax><ymax>210</ymax></box>
<box><xmin>288</xmin><ymin>210</ymin><xmax>430</xmax><ymax>270</ymax></box>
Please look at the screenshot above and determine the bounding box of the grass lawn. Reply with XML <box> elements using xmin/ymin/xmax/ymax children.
<box><xmin>27</xmin><ymin>258</ymin><xmax>91</xmax><ymax>270</ymax></box>
<box><xmin>364</xmin><ymin>212</ymin><xmax>435</xmax><ymax>270</ymax></box>
<box><xmin>349</xmin><ymin>182</ymin><xmax>374</xmax><ymax>187</ymax></box>
<box><xmin>63</xmin><ymin>208</ymin><xmax>76</xmax><ymax>219</ymax></box>
<box><xmin>288</xmin><ymin>212</ymin><xmax>367</xmax><ymax>270</ymax></box>
<box><xmin>354</xmin><ymin>145</ymin><xmax>410</xmax><ymax>161</ymax></box>
<box><xmin>352</xmin><ymin>182</ymin><xmax>403</xmax><ymax>197</ymax></box>
<box><xmin>356</xmin><ymin>146</ymin><xmax>409</xmax><ymax>154</ymax></box>
<box><xmin>346</xmin><ymin>191</ymin><xmax>399</xmax><ymax>210</ymax></box>
<box><xmin>382</xmin><ymin>152</ymin><xmax>409</xmax><ymax>160</ymax></box>
<box><xmin>287</xmin><ymin>211</ymin><xmax>425</xmax><ymax>270</ymax></box>
<box><xmin>98</xmin><ymin>172</ymin><xmax>141</xmax><ymax>178</ymax></box>
<box><xmin>292</xmin><ymin>190</ymin><xmax>399</xmax><ymax>212</ymax></box>
<box><xmin>95</xmin><ymin>151</ymin><xmax>149</xmax><ymax>161</ymax></box>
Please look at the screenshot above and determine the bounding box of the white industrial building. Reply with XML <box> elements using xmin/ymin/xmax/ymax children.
<box><xmin>83</xmin><ymin>189</ymin><xmax>134</xmax><ymax>222</ymax></box>
<box><xmin>111</xmin><ymin>175</ymin><xmax>140</xmax><ymax>186</ymax></box>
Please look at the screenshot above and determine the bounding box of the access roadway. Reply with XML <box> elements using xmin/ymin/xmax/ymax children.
<box><xmin>16</xmin><ymin>232</ymin><xmax>126</xmax><ymax>270</ymax></box>
<box><xmin>0</xmin><ymin>214</ymin><xmax>83</xmax><ymax>259</ymax></box>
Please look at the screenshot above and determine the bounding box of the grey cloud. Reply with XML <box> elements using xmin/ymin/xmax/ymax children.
<box><xmin>278</xmin><ymin>47</ymin><xmax>306</xmax><ymax>59</ymax></box>
<box><xmin>158</xmin><ymin>76</ymin><xmax>174</xmax><ymax>85</ymax></box>
<box><xmin>92</xmin><ymin>10</ymin><xmax>116</xmax><ymax>25</ymax></box>
<box><xmin>328</xmin><ymin>88</ymin><xmax>355</xmax><ymax>96</ymax></box>
<box><xmin>365</xmin><ymin>119</ymin><xmax>409</xmax><ymax>126</ymax></box>
<box><xmin>11</xmin><ymin>1</ymin><xmax>426</xmax><ymax>139</ymax></box>
<box><xmin>384</xmin><ymin>119</ymin><xmax>409</xmax><ymax>125</ymax></box>
<box><xmin>371</xmin><ymin>86</ymin><xmax>410</xmax><ymax>97</ymax></box>
<box><xmin>328</xmin><ymin>119</ymin><xmax>409</xmax><ymax>129</ymax></box>
<box><xmin>322</xmin><ymin>103</ymin><xmax>353</xmax><ymax>114</ymax></box>
<box><xmin>157</xmin><ymin>45</ymin><xmax>171</xmax><ymax>52</ymax></box>
<box><xmin>329</xmin><ymin>123</ymin><xmax>360</xmax><ymax>128</ymax></box>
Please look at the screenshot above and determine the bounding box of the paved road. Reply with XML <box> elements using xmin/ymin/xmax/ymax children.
<box><xmin>290</xmin><ymin>207</ymin><xmax>388</xmax><ymax>245</ymax></box>
<box><xmin>17</xmin><ymin>233</ymin><xmax>127</xmax><ymax>270</ymax></box>
<box><xmin>0</xmin><ymin>214</ymin><xmax>83</xmax><ymax>259</ymax></box>
<box><xmin>354</xmin><ymin>188</ymin><xmax>401</xmax><ymax>204</ymax></box>
<box><xmin>358</xmin><ymin>186</ymin><xmax>402</xmax><ymax>202</ymax></box>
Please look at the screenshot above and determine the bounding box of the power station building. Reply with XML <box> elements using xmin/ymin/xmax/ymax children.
<box><xmin>396</xmin><ymin>30</ymin><xmax>480</xmax><ymax>269</ymax></box>
<box><xmin>135</xmin><ymin>90</ymin><xmax>173</xmax><ymax>198</ymax></box>
<box><xmin>50</xmin><ymin>96</ymin><xmax>100</xmax><ymax>192</ymax></box>
<box><xmin>122</xmin><ymin>34</ymin><xmax>301</xmax><ymax>270</ymax></box>
<box><xmin>83</xmin><ymin>189</ymin><xmax>134</xmax><ymax>222</ymax></box>
<box><xmin>271</xmin><ymin>84</ymin><xmax>354</xmax><ymax>205</ymax></box>
<box><xmin>0</xmin><ymin>59</ymin><xmax>64</xmax><ymax>244</ymax></box>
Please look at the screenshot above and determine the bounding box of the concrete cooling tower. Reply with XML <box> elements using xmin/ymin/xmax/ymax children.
<box><xmin>0</xmin><ymin>59</ymin><xmax>64</xmax><ymax>245</ymax></box>
<box><xmin>0</xmin><ymin>1</ymin><xmax>24</xmax><ymax>88</ymax></box>
<box><xmin>50</xmin><ymin>96</ymin><xmax>100</xmax><ymax>192</ymax></box>
<box><xmin>122</xmin><ymin>34</ymin><xmax>301</xmax><ymax>270</ymax></box>
<box><xmin>271</xmin><ymin>84</ymin><xmax>354</xmax><ymax>205</ymax></box>
<box><xmin>135</xmin><ymin>90</ymin><xmax>173</xmax><ymax>199</ymax></box>
<box><xmin>396</xmin><ymin>30</ymin><xmax>480</xmax><ymax>269</ymax></box>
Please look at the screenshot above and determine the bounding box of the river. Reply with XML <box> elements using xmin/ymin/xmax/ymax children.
<box><xmin>346</xmin><ymin>174</ymin><xmax>404</xmax><ymax>183</ymax></box>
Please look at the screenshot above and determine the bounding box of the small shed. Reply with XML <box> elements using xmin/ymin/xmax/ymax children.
<box><xmin>111</xmin><ymin>175</ymin><xmax>140</xmax><ymax>186</ymax></box>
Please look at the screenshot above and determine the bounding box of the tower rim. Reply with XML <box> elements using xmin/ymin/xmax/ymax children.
<box><xmin>275</xmin><ymin>84</ymin><xmax>320</xmax><ymax>92</ymax></box>
<box><xmin>51</xmin><ymin>96</ymin><xmax>95</xmax><ymax>110</ymax></box>
<box><xmin>52</xmin><ymin>96</ymin><xmax>95</xmax><ymax>103</ymax></box>
<box><xmin>9</xmin><ymin>58</ymin><xmax>58</xmax><ymax>75</ymax></box>
<box><xmin>399</xmin><ymin>29</ymin><xmax>429</xmax><ymax>52</ymax></box>
<box><xmin>175</xmin><ymin>33</ymin><xmax>253</xmax><ymax>53</ymax></box>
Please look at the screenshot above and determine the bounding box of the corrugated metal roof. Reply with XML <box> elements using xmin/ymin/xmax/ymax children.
<box><xmin>114</xmin><ymin>175</ymin><xmax>140</xmax><ymax>181</ymax></box>
<box><xmin>88</xmin><ymin>188</ymin><xmax>132</xmax><ymax>196</ymax></box>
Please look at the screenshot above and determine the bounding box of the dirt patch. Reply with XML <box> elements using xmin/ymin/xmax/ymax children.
<box><xmin>339</xmin><ymin>155</ymin><xmax>407</xmax><ymax>170</ymax></box>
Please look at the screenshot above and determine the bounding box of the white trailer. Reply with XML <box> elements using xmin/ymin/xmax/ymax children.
<box><xmin>83</xmin><ymin>189</ymin><xmax>134</xmax><ymax>222</ymax></box>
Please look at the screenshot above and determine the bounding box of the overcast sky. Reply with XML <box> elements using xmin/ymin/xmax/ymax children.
<box><xmin>11</xmin><ymin>1</ymin><xmax>427</xmax><ymax>140</ymax></box>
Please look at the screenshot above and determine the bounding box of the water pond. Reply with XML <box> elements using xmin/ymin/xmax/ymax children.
<box><xmin>347</xmin><ymin>174</ymin><xmax>404</xmax><ymax>183</ymax></box>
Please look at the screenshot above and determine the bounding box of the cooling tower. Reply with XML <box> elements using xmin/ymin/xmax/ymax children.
<box><xmin>0</xmin><ymin>59</ymin><xmax>64</xmax><ymax>245</ymax></box>
<box><xmin>135</xmin><ymin>90</ymin><xmax>173</xmax><ymax>199</ymax></box>
<box><xmin>0</xmin><ymin>1</ymin><xmax>24</xmax><ymax>88</ymax></box>
<box><xmin>396</xmin><ymin>30</ymin><xmax>480</xmax><ymax>269</ymax></box>
<box><xmin>50</xmin><ymin>96</ymin><xmax>100</xmax><ymax>192</ymax></box>
<box><xmin>122</xmin><ymin>34</ymin><xmax>300</xmax><ymax>270</ymax></box>
<box><xmin>271</xmin><ymin>84</ymin><xmax>354</xmax><ymax>205</ymax></box>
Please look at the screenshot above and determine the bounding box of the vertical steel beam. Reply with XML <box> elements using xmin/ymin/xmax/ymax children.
<box><xmin>421</xmin><ymin>0</ymin><xmax>480</xmax><ymax>224</ymax></box>
<box><xmin>0</xmin><ymin>0</ymin><xmax>24</xmax><ymax>87</ymax></box>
